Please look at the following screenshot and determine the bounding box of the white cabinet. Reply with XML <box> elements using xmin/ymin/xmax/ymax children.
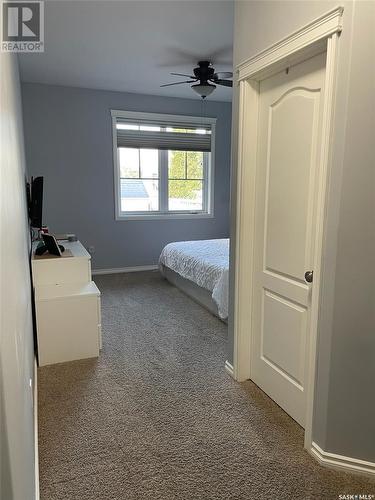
<box><xmin>32</xmin><ymin>240</ymin><xmax>102</xmax><ymax>366</ymax></box>
<box><xmin>32</xmin><ymin>241</ymin><xmax>91</xmax><ymax>286</ymax></box>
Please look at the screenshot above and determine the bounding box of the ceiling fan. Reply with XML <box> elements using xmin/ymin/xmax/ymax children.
<box><xmin>160</xmin><ymin>61</ymin><xmax>233</xmax><ymax>99</ymax></box>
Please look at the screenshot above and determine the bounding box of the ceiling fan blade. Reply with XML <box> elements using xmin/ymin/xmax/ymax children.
<box><xmin>213</xmin><ymin>72</ymin><xmax>233</xmax><ymax>79</ymax></box>
<box><xmin>160</xmin><ymin>80</ymin><xmax>195</xmax><ymax>88</ymax></box>
<box><xmin>213</xmin><ymin>79</ymin><xmax>233</xmax><ymax>87</ymax></box>
<box><xmin>171</xmin><ymin>72</ymin><xmax>196</xmax><ymax>79</ymax></box>
<box><xmin>209</xmin><ymin>45</ymin><xmax>233</xmax><ymax>61</ymax></box>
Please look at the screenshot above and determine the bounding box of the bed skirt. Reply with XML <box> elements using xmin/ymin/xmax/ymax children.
<box><xmin>160</xmin><ymin>265</ymin><xmax>227</xmax><ymax>323</ymax></box>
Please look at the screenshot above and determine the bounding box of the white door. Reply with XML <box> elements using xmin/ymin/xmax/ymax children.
<box><xmin>251</xmin><ymin>53</ymin><xmax>326</xmax><ymax>427</ymax></box>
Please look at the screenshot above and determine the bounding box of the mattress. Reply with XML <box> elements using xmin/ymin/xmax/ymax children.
<box><xmin>159</xmin><ymin>238</ymin><xmax>229</xmax><ymax>319</ymax></box>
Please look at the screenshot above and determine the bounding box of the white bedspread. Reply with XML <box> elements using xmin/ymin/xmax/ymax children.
<box><xmin>159</xmin><ymin>238</ymin><xmax>229</xmax><ymax>319</ymax></box>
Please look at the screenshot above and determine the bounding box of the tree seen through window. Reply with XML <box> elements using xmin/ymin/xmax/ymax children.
<box><xmin>168</xmin><ymin>151</ymin><xmax>204</xmax><ymax>203</ymax></box>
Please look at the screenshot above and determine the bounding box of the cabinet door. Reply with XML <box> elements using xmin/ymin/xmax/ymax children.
<box><xmin>97</xmin><ymin>295</ymin><xmax>102</xmax><ymax>350</ymax></box>
<box><xmin>37</xmin><ymin>295</ymin><xmax>99</xmax><ymax>366</ymax></box>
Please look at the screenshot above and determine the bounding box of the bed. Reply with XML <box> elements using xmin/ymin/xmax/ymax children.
<box><xmin>159</xmin><ymin>238</ymin><xmax>229</xmax><ymax>320</ymax></box>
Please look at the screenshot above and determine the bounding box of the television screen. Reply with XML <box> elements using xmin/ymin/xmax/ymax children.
<box><xmin>28</xmin><ymin>176</ymin><xmax>43</xmax><ymax>228</ymax></box>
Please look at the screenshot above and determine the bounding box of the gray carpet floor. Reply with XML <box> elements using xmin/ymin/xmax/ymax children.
<box><xmin>38</xmin><ymin>271</ymin><xmax>374</xmax><ymax>499</ymax></box>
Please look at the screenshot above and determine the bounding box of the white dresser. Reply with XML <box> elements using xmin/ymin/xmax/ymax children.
<box><xmin>32</xmin><ymin>240</ymin><xmax>102</xmax><ymax>366</ymax></box>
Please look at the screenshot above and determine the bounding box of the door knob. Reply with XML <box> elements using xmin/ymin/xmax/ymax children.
<box><xmin>304</xmin><ymin>271</ymin><xmax>313</xmax><ymax>283</ymax></box>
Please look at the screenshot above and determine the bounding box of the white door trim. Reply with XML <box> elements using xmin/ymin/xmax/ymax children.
<box><xmin>232</xmin><ymin>5</ymin><xmax>343</xmax><ymax>452</ymax></box>
<box><xmin>237</xmin><ymin>6</ymin><xmax>343</xmax><ymax>81</ymax></box>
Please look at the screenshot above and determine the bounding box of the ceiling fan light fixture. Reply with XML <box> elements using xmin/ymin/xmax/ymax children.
<box><xmin>191</xmin><ymin>82</ymin><xmax>216</xmax><ymax>99</ymax></box>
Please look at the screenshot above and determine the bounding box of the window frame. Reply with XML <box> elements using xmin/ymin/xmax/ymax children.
<box><xmin>111</xmin><ymin>110</ymin><xmax>216</xmax><ymax>221</ymax></box>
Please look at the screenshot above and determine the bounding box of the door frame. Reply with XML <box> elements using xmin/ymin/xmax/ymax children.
<box><xmin>232</xmin><ymin>6</ymin><xmax>344</xmax><ymax>450</ymax></box>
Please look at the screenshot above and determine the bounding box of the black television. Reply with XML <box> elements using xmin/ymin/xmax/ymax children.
<box><xmin>27</xmin><ymin>176</ymin><xmax>44</xmax><ymax>228</ymax></box>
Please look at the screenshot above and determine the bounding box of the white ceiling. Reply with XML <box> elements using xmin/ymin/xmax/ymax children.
<box><xmin>19</xmin><ymin>0</ymin><xmax>234</xmax><ymax>102</ymax></box>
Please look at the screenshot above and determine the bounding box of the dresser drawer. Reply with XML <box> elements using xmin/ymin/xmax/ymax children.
<box><xmin>36</xmin><ymin>281</ymin><xmax>100</xmax><ymax>366</ymax></box>
<box><xmin>32</xmin><ymin>257</ymin><xmax>91</xmax><ymax>286</ymax></box>
<box><xmin>32</xmin><ymin>240</ymin><xmax>92</xmax><ymax>285</ymax></box>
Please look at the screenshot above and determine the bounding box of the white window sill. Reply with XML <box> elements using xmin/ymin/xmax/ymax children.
<box><xmin>115</xmin><ymin>212</ymin><xmax>214</xmax><ymax>221</ymax></box>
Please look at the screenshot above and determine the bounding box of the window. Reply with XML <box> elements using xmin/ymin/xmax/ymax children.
<box><xmin>111</xmin><ymin>111</ymin><xmax>216</xmax><ymax>220</ymax></box>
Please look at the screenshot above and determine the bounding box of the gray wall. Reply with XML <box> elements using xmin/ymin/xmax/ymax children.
<box><xmin>22</xmin><ymin>84</ymin><xmax>232</xmax><ymax>270</ymax></box>
<box><xmin>230</xmin><ymin>0</ymin><xmax>375</xmax><ymax>463</ymax></box>
<box><xmin>324</xmin><ymin>0</ymin><xmax>375</xmax><ymax>461</ymax></box>
<box><xmin>0</xmin><ymin>53</ymin><xmax>36</xmax><ymax>498</ymax></box>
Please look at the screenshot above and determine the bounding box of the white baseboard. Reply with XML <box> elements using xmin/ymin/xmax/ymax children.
<box><xmin>311</xmin><ymin>442</ymin><xmax>375</xmax><ymax>478</ymax></box>
<box><xmin>34</xmin><ymin>358</ymin><xmax>40</xmax><ymax>500</ymax></box>
<box><xmin>225</xmin><ymin>360</ymin><xmax>235</xmax><ymax>378</ymax></box>
<box><xmin>92</xmin><ymin>265</ymin><xmax>158</xmax><ymax>276</ymax></box>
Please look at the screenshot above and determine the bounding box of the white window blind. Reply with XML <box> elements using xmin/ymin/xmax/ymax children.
<box><xmin>114</xmin><ymin>116</ymin><xmax>212</xmax><ymax>152</ymax></box>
